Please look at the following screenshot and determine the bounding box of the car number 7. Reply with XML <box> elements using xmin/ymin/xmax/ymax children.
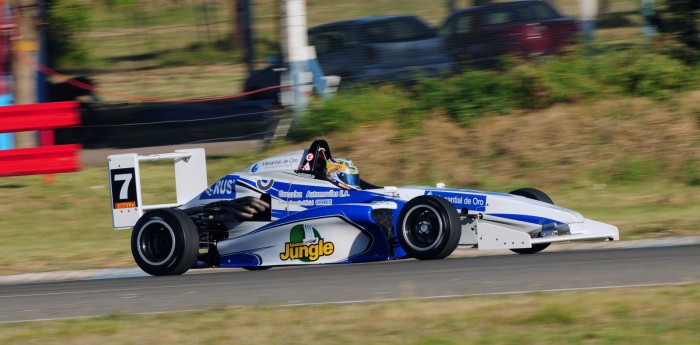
<box><xmin>114</xmin><ymin>173</ymin><xmax>133</xmax><ymax>200</ymax></box>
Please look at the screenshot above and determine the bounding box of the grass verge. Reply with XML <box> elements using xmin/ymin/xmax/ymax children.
<box><xmin>1</xmin><ymin>283</ymin><xmax>698</xmax><ymax>344</ymax></box>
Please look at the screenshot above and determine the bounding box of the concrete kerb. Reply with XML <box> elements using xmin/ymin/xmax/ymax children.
<box><xmin>1</xmin><ymin>237</ymin><xmax>699</xmax><ymax>285</ymax></box>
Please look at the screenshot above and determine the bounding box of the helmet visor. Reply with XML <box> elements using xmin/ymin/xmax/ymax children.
<box><xmin>337</xmin><ymin>172</ymin><xmax>360</xmax><ymax>188</ymax></box>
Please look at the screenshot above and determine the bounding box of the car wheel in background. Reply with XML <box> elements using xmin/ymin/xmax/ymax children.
<box><xmin>508</xmin><ymin>188</ymin><xmax>553</xmax><ymax>254</ymax></box>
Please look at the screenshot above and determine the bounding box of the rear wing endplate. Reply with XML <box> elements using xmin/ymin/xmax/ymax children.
<box><xmin>107</xmin><ymin>149</ymin><xmax>207</xmax><ymax>229</ymax></box>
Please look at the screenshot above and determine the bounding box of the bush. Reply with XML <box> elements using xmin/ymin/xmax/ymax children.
<box><xmin>682</xmin><ymin>158</ymin><xmax>700</xmax><ymax>186</ymax></box>
<box><xmin>600</xmin><ymin>50</ymin><xmax>695</xmax><ymax>98</ymax></box>
<box><xmin>658</xmin><ymin>0</ymin><xmax>700</xmax><ymax>50</ymax></box>
<box><xmin>288</xmin><ymin>85</ymin><xmax>414</xmax><ymax>140</ymax></box>
<box><xmin>414</xmin><ymin>70</ymin><xmax>514</xmax><ymax>126</ymax></box>
<box><xmin>47</xmin><ymin>0</ymin><xmax>91</xmax><ymax>67</ymax></box>
<box><xmin>291</xmin><ymin>48</ymin><xmax>700</xmax><ymax>140</ymax></box>
<box><xmin>506</xmin><ymin>62</ymin><xmax>556</xmax><ymax>109</ymax></box>
<box><xmin>538</xmin><ymin>52</ymin><xmax>613</xmax><ymax>101</ymax></box>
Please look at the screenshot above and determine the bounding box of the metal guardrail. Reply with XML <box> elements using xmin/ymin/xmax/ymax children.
<box><xmin>0</xmin><ymin>101</ymin><xmax>81</xmax><ymax>177</ymax></box>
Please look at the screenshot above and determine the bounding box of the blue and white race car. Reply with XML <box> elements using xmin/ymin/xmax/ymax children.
<box><xmin>108</xmin><ymin>140</ymin><xmax>619</xmax><ymax>276</ymax></box>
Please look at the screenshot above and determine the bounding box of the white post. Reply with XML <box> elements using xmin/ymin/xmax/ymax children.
<box><xmin>280</xmin><ymin>0</ymin><xmax>331</xmax><ymax>116</ymax></box>
<box><xmin>280</xmin><ymin>0</ymin><xmax>313</xmax><ymax>111</ymax></box>
<box><xmin>579</xmin><ymin>0</ymin><xmax>598</xmax><ymax>46</ymax></box>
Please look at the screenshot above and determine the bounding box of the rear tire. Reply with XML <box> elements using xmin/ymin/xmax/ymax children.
<box><xmin>131</xmin><ymin>208</ymin><xmax>199</xmax><ymax>276</ymax></box>
<box><xmin>398</xmin><ymin>196</ymin><xmax>461</xmax><ymax>260</ymax></box>
<box><xmin>508</xmin><ymin>188</ymin><xmax>553</xmax><ymax>254</ymax></box>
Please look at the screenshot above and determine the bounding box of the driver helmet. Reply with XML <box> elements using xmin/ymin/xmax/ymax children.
<box><xmin>326</xmin><ymin>158</ymin><xmax>361</xmax><ymax>190</ymax></box>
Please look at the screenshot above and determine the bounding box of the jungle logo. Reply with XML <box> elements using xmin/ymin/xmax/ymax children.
<box><xmin>279</xmin><ymin>224</ymin><xmax>334</xmax><ymax>262</ymax></box>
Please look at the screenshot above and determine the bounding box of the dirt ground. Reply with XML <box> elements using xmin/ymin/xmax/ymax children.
<box><xmin>84</xmin><ymin>90</ymin><xmax>700</xmax><ymax>191</ymax></box>
<box><xmin>315</xmin><ymin>92</ymin><xmax>700</xmax><ymax>189</ymax></box>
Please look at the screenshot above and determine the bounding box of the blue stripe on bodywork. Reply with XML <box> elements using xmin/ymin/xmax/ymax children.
<box><xmin>271</xmin><ymin>209</ymin><xmax>287</xmax><ymax>219</ymax></box>
<box><xmin>220</xmin><ymin>253</ymin><xmax>262</xmax><ymax>267</ymax></box>
<box><xmin>489</xmin><ymin>213</ymin><xmax>563</xmax><ymax>225</ymax></box>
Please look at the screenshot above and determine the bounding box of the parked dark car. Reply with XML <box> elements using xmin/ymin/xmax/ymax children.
<box><xmin>243</xmin><ymin>15</ymin><xmax>456</xmax><ymax>102</ymax></box>
<box><xmin>441</xmin><ymin>1</ymin><xmax>578</xmax><ymax>66</ymax></box>
<box><xmin>308</xmin><ymin>15</ymin><xmax>455</xmax><ymax>83</ymax></box>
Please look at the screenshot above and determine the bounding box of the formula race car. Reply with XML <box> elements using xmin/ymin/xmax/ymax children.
<box><xmin>108</xmin><ymin>140</ymin><xmax>619</xmax><ymax>276</ymax></box>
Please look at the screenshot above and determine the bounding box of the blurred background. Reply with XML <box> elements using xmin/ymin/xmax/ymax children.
<box><xmin>2</xmin><ymin>0</ymin><xmax>697</xmax><ymax>149</ymax></box>
<box><xmin>17</xmin><ymin>0</ymin><xmax>682</xmax><ymax>100</ymax></box>
<box><xmin>0</xmin><ymin>0</ymin><xmax>697</xmax><ymax>185</ymax></box>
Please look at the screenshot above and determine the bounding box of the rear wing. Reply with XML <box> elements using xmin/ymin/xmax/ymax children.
<box><xmin>107</xmin><ymin>149</ymin><xmax>207</xmax><ymax>229</ymax></box>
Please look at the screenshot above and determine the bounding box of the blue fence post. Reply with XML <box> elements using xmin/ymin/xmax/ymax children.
<box><xmin>0</xmin><ymin>88</ymin><xmax>13</xmax><ymax>150</ymax></box>
<box><xmin>641</xmin><ymin>0</ymin><xmax>657</xmax><ymax>37</ymax></box>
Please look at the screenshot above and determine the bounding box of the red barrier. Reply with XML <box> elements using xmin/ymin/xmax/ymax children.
<box><xmin>0</xmin><ymin>101</ymin><xmax>81</xmax><ymax>177</ymax></box>
<box><xmin>0</xmin><ymin>145</ymin><xmax>81</xmax><ymax>176</ymax></box>
<box><xmin>0</xmin><ymin>101</ymin><xmax>80</xmax><ymax>132</ymax></box>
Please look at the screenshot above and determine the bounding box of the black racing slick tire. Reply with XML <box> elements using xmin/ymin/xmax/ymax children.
<box><xmin>398</xmin><ymin>195</ymin><xmax>461</xmax><ymax>260</ymax></box>
<box><xmin>508</xmin><ymin>188</ymin><xmax>553</xmax><ymax>255</ymax></box>
<box><xmin>509</xmin><ymin>187</ymin><xmax>554</xmax><ymax>204</ymax></box>
<box><xmin>131</xmin><ymin>208</ymin><xmax>199</xmax><ymax>276</ymax></box>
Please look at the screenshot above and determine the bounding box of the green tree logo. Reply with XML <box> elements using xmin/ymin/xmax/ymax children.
<box><xmin>279</xmin><ymin>224</ymin><xmax>334</xmax><ymax>262</ymax></box>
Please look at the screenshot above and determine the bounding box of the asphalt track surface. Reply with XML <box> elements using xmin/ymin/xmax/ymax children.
<box><xmin>1</xmin><ymin>244</ymin><xmax>698</xmax><ymax>324</ymax></box>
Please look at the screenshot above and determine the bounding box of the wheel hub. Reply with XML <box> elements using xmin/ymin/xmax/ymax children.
<box><xmin>137</xmin><ymin>220</ymin><xmax>176</xmax><ymax>266</ymax></box>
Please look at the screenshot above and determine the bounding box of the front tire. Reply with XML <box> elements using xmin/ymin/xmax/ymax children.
<box><xmin>398</xmin><ymin>196</ymin><xmax>461</xmax><ymax>260</ymax></box>
<box><xmin>131</xmin><ymin>208</ymin><xmax>199</xmax><ymax>276</ymax></box>
<box><xmin>508</xmin><ymin>188</ymin><xmax>553</xmax><ymax>254</ymax></box>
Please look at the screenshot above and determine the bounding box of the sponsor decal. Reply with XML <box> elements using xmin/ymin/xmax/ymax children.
<box><xmin>426</xmin><ymin>191</ymin><xmax>487</xmax><ymax>211</ymax></box>
<box><xmin>279</xmin><ymin>189</ymin><xmax>349</xmax><ymax>201</ymax></box>
<box><xmin>279</xmin><ymin>224</ymin><xmax>335</xmax><ymax>262</ymax></box>
<box><xmin>255</xmin><ymin>156</ymin><xmax>301</xmax><ymax>172</ymax></box>
<box><xmin>279</xmin><ymin>190</ymin><xmax>303</xmax><ymax>198</ymax></box>
<box><xmin>315</xmin><ymin>199</ymin><xmax>332</xmax><ymax>206</ymax></box>
<box><xmin>202</xmin><ymin>177</ymin><xmax>236</xmax><ymax>199</ymax></box>
<box><xmin>114</xmin><ymin>201</ymin><xmax>136</xmax><ymax>209</ymax></box>
<box><xmin>299</xmin><ymin>150</ymin><xmax>316</xmax><ymax>172</ymax></box>
<box><xmin>289</xmin><ymin>199</ymin><xmax>314</xmax><ymax>206</ymax></box>
<box><xmin>305</xmin><ymin>189</ymin><xmax>350</xmax><ymax>198</ymax></box>
<box><xmin>256</xmin><ymin>178</ymin><xmax>274</xmax><ymax>191</ymax></box>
